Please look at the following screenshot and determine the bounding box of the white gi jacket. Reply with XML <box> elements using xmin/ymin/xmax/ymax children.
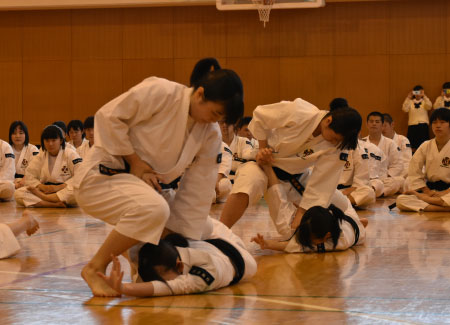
<box><xmin>338</xmin><ymin>141</ymin><xmax>370</xmax><ymax>188</ymax></box>
<box><xmin>359</xmin><ymin>140</ymin><xmax>385</xmax><ymax>180</ymax></box>
<box><xmin>0</xmin><ymin>140</ymin><xmax>15</xmax><ymax>182</ymax></box>
<box><xmin>73</xmin><ymin>77</ymin><xmax>222</xmax><ymax>240</ymax></box>
<box><xmin>249</xmin><ymin>99</ymin><xmax>346</xmax><ymax>211</ymax></box>
<box><xmin>363</xmin><ymin>135</ymin><xmax>402</xmax><ymax>178</ymax></box>
<box><xmin>219</xmin><ymin>142</ymin><xmax>232</xmax><ymax>177</ymax></box>
<box><xmin>13</xmin><ymin>144</ymin><xmax>39</xmax><ymax>178</ymax></box>
<box><xmin>229</xmin><ymin>135</ymin><xmax>256</xmax><ymax>172</ymax></box>
<box><xmin>433</xmin><ymin>96</ymin><xmax>450</xmax><ymax>109</ymax></box>
<box><xmin>402</xmin><ymin>97</ymin><xmax>432</xmax><ymax>125</ymax></box>
<box><xmin>407</xmin><ymin>139</ymin><xmax>450</xmax><ymax>191</ymax></box>
<box><xmin>392</xmin><ymin>133</ymin><xmax>412</xmax><ymax>178</ymax></box>
<box><xmin>139</xmin><ymin>218</ymin><xmax>257</xmax><ymax>296</ymax></box>
<box><xmin>76</xmin><ymin>140</ymin><xmax>92</xmax><ymax>160</ymax></box>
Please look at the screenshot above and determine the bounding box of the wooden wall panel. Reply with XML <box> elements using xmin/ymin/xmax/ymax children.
<box><xmin>335</xmin><ymin>2</ymin><xmax>387</xmax><ymax>56</ymax></box>
<box><xmin>23</xmin><ymin>61</ymin><xmax>71</xmax><ymax>143</ymax></box>
<box><xmin>0</xmin><ymin>62</ymin><xmax>22</xmax><ymax>141</ymax></box>
<box><xmin>389</xmin><ymin>54</ymin><xmax>447</xmax><ymax>134</ymax></box>
<box><xmin>22</xmin><ymin>10</ymin><xmax>71</xmax><ymax>61</ymax></box>
<box><xmin>226</xmin><ymin>11</ymin><xmax>280</xmax><ymax>58</ymax></box>
<box><xmin>0</xmin><ymin>12</ymin><xmax>22</xmax><ymax>61</ymax></box>
<box><xmin>388</xmin><ymin>0</ymin><xmax>446</xmax><ymax>55</ymax></box>
<box><xmin>72</xmin><ymin>9</ymin><xmax>123</xmax><ymax>59</ymax></box>
<box><xmin>122</xmin><ymin>7</ymin><xmax>173</xmax><ymax>59</ymax></box>
<box><xmin>227</xmin><ymin>58</ymin><xmax>280</xmax><ymax>115</ymax></box>
<box><xmin>123</xmin><ymin>59</ymin><xmax>174</xmax><ymax>90</ymax></box>
<box><xmin>280</xmin><ymin>57</ymin><xmax>335</xmax><ymax>110</ymax></box>
<box><xmin>173</xmin><ymin>7</ymin><xmax>226</xmax><ymax>58</ymax></box>
<box><xmin>279</xmin><ymin>5</ymin><xmax>335</xmax><ymax>57</ymax></box>
<box><xmin>72</xmin><ymin>60</ymin><xmax>123</xmax><ymax>119</ymax></box>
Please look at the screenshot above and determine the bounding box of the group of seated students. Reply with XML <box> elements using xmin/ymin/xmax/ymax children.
<box><xmin>0</xmin><ymin>117</ymin><xmax>94</xmax><ymax>207</ymax></box>
<box><xmin>1</xmin><ymin>56</ymin><xmax>449</xmax><ymax>299</ymax></box>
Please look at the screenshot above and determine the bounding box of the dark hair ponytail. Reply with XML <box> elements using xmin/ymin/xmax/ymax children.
<box><xmin>326</xmin><ymin>107</ymin><xmax>362</xmax><ymax>151</ymax></box>
<box><xmin>190</xmin><ymin>57</ymin><xmax>221</xmax><ymax>87</ymax></box>
<box><xmin>295</xmin><ymin>204</ymin><xmax>345</xmax><ymax>251</ymax></box>
<box><xmin>138</xmin><ymin>233</ymin><xmax>189</xmax><ymax>283</ymax></box>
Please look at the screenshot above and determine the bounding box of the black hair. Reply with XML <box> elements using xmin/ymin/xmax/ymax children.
<box><xmin>190</xmin><ymin>58</ymin><xmax>222</xmax><ymax>87</ymax></box>
<box><xmin>329</xmin><ymin>97</ymin><xmax>348</xmax><ymax>112</ymax></box>
<box><xmin>237</xmin><ymin>116</ymin><xmax>252</xmax><ymax>130</ymax></box>
<box><xmin>9</xmin><ymin>121</ymin><xmax>30</xmax><ymax>146</ymax></box>
<box><xmin>67</xmin><ymin>119</ymin><xmax>84</xmax><ymax>132</ymax></box>
<box><xmin>52</xmin><ymin>121</ymin><xmax>67</xmax><ymax>135</ymax></box>
<box><xmin>413</xmin><ymin>85</ymin><xmax>423</xmax><ymax>91</ymax></box>
<box><xmin>430</xmin><ymin>107</ymin><xmax>450</xmax><ymax>124</ymax></box>
<box><xmin>193</xmin><ymin>69</ymin><xmax>244</xmax><ymax>125</ymax></box>
<box><xmin>325</xmin><ymin>107</ymin><xmax>361</xmax><ymax>150</ymax></box>
<box><xmin>41</xmin><ymin>125</ymin><xmax>65</xmax><ymax>151</ymax></box>
<box><xmin>382</xmin><ymin>113</ymin><xmax>393</xmax><ymax>124</ymax></box>
<box><xmin>138</xmin><ymin>233</ymin><xmax>189</xmax><ymax>284</ymax></box>
<box><xmin>443</xmin><ymin>82</ymin><xmax>450</xmax><ymax>90</ymax></box>
<box><xmin>295</xmin><ymin>205</ymin><xmax>346</xmax><ymax>252</ymax></box>
<box><xmin>83</xmin><ymin>116</ymin><xmax>94</xmax><ymax>129</ymax></box>
<box><xmin>367</xmin><ymin>111</ymin><xmax>384</xmax><ymax>123</ymax></box>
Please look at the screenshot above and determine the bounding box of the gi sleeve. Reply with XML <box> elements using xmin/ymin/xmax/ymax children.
<box><xmin>0</xmin><ymin>144</ymin><xmax>15</xmax><ymax>181</ymax></box>
<box><xmin>299</xmin><ymin>150</ymin><xmax>345</xmax><ymax>211</ymax></box>
<box><xmin>94</xmin><ymin>77</ymin><xmax>176</xmax><ymax>157</ymax></box>
<box><xmin>406</xmin><ymin>142</ymin><xmax>427</xmax><ymax>190</ymax></box>
<box><xmin>152</xmin><ymin>274</ymin><xmax>208</xmax><ymax>296</ymax></box>
<box><xmin>265</xmin><ymin>184</ymin><xmax>297</xmax><ymax>238</ymax></box>
<box><xmin>24</xmin><ymin>152</ymin><xmax>43</xmax><ymax>188</ymax></box>
<box><xmin>165</xmin><ymin>124</ymin><xmax>222</xmax><ymax>240</ymax></box>
<box><xmin>352</xmin><ymin>147</ymin><xmax>371</xmax><ymax>188</ymax></box>
<box><xmin>218</xmin><ymin>144</ymin><xmax>232</xmax><ymax>177</ymax></box>
<box><xmin>387</xmin><ymin>141</ymin><xmax>403</xmax><ymax>177</ymax></box>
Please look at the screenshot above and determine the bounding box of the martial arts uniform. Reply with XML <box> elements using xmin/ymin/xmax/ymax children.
<box><xmin>13</xmin><ymin>144</ymin><xmax>39</xmax><ymax>185</ymax></box>
<box><xmin>14</xmin><ymin>147</ymin><xmax>81</xmax><ymax>207</ymax></box>
<box><xmin>433</xmin><ymin>96</ymin><xmax>450</xmax><ymax>109</ymax></box>
<box><xmin>215</xmin><ymin>142</ymin><xmax>233</xmax><ymax>203</ymax></box>
<box><xmin>76</xmin><ymin>140</ymin><xmax>92</xmax><ymax>160</ymax></box>
<box><xmin>392</xmin><ymin>133</ymin><xmax>412</xmax><ymax>178</ymax></box>
<box><xmin>229</xmin><ymin>135</ymin><xmax>256</xmax><ymax>174</ymax></box>
<box><xmin>130</xmin><ymin>217</ymin><xmax>256</xmax><ymax>295</ymax></box>
<box><xmin>358</xmin><ymin>140</ymin><xmax>385</xmax><ymax>197</ymax></box>
<box><xmin>0</xmin><ymin>223</ymin><xmax>21</xmax><ymax>259</ymax></box>
<box><xmin>363</xmin><ymin>135</ymin><xmax>404</xmax><ymax>196</ymax></box>
<box><xmin>396</xmin><ymin>139</ymin><xmax>450</xmax><ymax>211</ymax></box>
<box><xmin>264</xmin><ymin>169</ymin><xmax>366</xmax><ymax>249</ymax></box>
<box><xmin>0</xmin><ymin>140</ymin><xmax>15</xmax><ymax>201</ymax></box>
<box><xmin>68</xmin><ymin>138</ymin><xmax>88</xmax><ymax>150</ymax></box>
<box><xmin>232</xmin><ymin>99</ymin><xmax>347</xmax><ymax>212</ymax></box>
<box><xmin>73</xmin><ymin>77</ymin><xmax>222</xmax><ymax>244</ymax></box>
<box><xmin>402</xmin><ymin>96</ymin><xmax>432</xmax><ymax>149</ymax></box>
<box><xmin>338</xmin><ymin>140</ymin><xmax>375</xmax><ymax>208</ymax></box>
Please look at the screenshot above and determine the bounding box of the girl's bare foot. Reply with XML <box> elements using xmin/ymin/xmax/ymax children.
<box><xmin>25</xmin><ymin>213</ymin><xmax>40</xmax><ymax>236</ymax></box>
<box><xmin>81</xmin><ymin>264</ymin><xmax>120</xmax><ymax>297</ymax></box>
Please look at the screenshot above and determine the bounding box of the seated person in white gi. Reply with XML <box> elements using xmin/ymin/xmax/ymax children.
<box><xmin>9</xmin><ymin>121</ymin><xmax>39</xmax><ymax>189</ymax></box>
<box><xmin>14</xmin><ymin>125</ymin><xmax>82</xmax><ymax>208</ymax></box>
<box><xmin>363</xmin><ymin>112</ymin><xmax>404</xmax><ymax>196</ymax></box>
<box><xmin>67</xmin><ymin>119</ymin><xmax>87</xmax><ymax>149</ymax></box>
<box><xmin>358</xmin><ymin>138</ymin><xmax>386</xmax><ymax>198</ymax></box>
<box><xmin>73</xmin><ymin>62</ymin><xmax>244</xmax><ymax>297</ymax></box>
<box><xmin>236</xmin><ymin>116</ymin><xmax>259</xmax><ymax>149</ymax></box>
<box><xmin>52</xmin><ymin>121</ymin><xmax>76</xmax><ymax>151</ymax></box>
<box><xmin>76</xmin><ymin>116</ymin><xmax>94</xmax><ymax>160</ymax></box>
<box><xmin>396</xmin><ymin>108</ymin><xmax>450</xmax><ymax>212</ymax></box>
<box><xmin>99</xmin><ymin>217</ymin><xmax>256</xmax><ymax>297</ymax></box>
<box><xmin>0</xmin><ymin>139</ymin><xmax>15</xmax><ymax>201</ymax></box>
<box><xmin>250</xmin><ymin>149</ymin><xmax>367</xmax><ymax>253</ymax></box>
<box><xmin>220</xmin><ymin>101</ymin><xmax>362</xmax><ymax>229</ymax></box>
<box><xmin>382</xmin><ymin>113</ymin><xmax>412</xmax><ymax>179</ymax></box>
<box><xmin>0</xmin><ymin>211</ymin><xmax>39</xmax><ymax>259</ymax></box>
<box><xmin>215</xmin><ymin>121</ymin><xmax>233</xmax><ymax>203</ymax></box>
<box><xmin>433</xmin><ymin>82</ymin><xmax>450</xmax><ymax>110</ymax></box>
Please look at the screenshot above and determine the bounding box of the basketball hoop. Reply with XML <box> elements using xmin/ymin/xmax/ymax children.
<box><xmin>252</xmin><ymin>0</ymin><xmax>274</xmax><ymax>27</ymax></box>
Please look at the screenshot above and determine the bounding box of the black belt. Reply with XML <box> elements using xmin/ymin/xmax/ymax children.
<box><xmin>337</xmin><ymin>184</ymin><xmax>351</xmax><ymax>190</ymax></box>
<box><xmin>342</xmin><ymin>215</ymin><xmax>360</xmax><ymax>247</ymax></box>
<box><xmin>44</xmin><ymin>182</ymin><xmax>64</xmax><ymax>186</ymax></box>
<box><xmin>205</xmin><ymin>238</ymin><xmax>245</xmax><ymax>285</ymax></box>
<box><xmin>272</xmin><ymin>167</ymin><xmax>305</xmax><ymax>196</ymax></box>
<box><xmin>426</xmin><ymin>180</ymin><xmax>450</xmax><ymax>191</ymax></box>
<box><xmin>15</xmin><ymin>173</ymin><xmax>24</xmax><ymax>178</ymax></box>
<box><xmin>99</xmin><ymin>163</ymin><xmax>181</xmax><ymax>190</ymax></box>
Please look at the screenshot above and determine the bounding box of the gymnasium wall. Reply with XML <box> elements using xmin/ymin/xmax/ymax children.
<box><xmin>0</xmin><ymin>0</ymin><xmax>449</xmax><ymax>143</ymax></box>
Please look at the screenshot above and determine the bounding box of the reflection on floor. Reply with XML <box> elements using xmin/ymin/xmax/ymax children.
<box><xmin>1</xmin><ymin>196</ymin><xmax>450</xmax><ymax>324</ymax></box>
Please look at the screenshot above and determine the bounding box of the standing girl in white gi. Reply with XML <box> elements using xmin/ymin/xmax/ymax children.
<box><xmin>397</xmin><ymin>108</ymin><xmax>450</xmax><ymax>212</ymax></box>
<box><xmin>8</xmin><ymin>121</ymin><xmax>39</xmax><ymax>189</ymax></box>
<box><xmin>98</xmin><ymin>217</ymin><xmax>256</xmax><ymax>297</ymax></box>
<box><xmin>0</xmin><ymin>139</ymin><xmax>15</xmax><ymax>201</ymax></box>
<box><xmin>73</xmin><ymin>66</ymin><xmax>244</xmax><ymax>297</ymax></box>
<box><xmin>220</xmin><ymin>101</ymin><xmax>362</xmax><ymax>229</ymax></box>
<box><xmin>14</xmin><ymin>125</ymin><xmax>81</xmax><ymax>208</ymax></box>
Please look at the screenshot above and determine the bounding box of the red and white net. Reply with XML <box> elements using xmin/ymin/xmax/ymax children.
<box><xmin>252</xmin><ymin>0</ymin><xmax>274</xmax><ymax>27</ymax></box>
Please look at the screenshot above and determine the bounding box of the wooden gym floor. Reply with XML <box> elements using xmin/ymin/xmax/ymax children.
<box><xmin>1</xmin><ymin>197</ymin><xmax>450</xmax><ymax>324</ymax></box>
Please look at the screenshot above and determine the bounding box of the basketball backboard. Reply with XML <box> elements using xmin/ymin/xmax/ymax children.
<box><xmin>216</xmin><ymin>0</ymin><xmax>325</xmax><ymax>10</ymax></box>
